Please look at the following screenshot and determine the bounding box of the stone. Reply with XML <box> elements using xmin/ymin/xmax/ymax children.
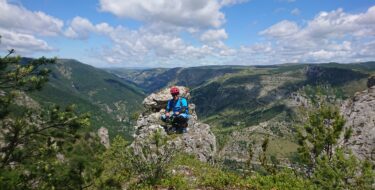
<box><xmin>131</xmin><ymin>86</ymin><xmax>216</xmax><ymax>162</ymax></box>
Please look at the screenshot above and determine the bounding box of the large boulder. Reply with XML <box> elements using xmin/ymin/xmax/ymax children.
<box><xmin>367</xmin><ymin>76</ymin><xmax>375</xmax><ymax>88</ymax></box>
<box><xmin>340</xmin><ymin>82</ymin><xmax>375</xmax><ymax>164</ymax></box>
<box><xmin>131</xmin><ymin>86</ymin><xmax>216</xmax><ymax>162</ymax></box>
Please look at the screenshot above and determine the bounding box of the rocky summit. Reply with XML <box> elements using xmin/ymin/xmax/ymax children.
<box><xmin>341</xmin><ymin>77</ymin><xmax>375</xmax><ymax>164</ymax></box>
<box><xmin>131</xmin><ymin>86</ymin><xmax>216</xmax><ymax>162</ymax></box>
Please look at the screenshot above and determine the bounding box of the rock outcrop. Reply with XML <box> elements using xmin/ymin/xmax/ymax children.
<box><xmin>340</xmin><ymin>79</ymin><xmax>375</xmax><ymax>163</ymax></box>
<box><xmin>98</xmin><ymin>127</ymin><xmax>110</xmax><ymax>148</ymax></box>
<box><xmin>131</xmin><ymin>86</ymin><xmax>216</xmax><ymax>162</ymax></box>
<box><xmin>368</xmin><ymin>75</ymin><xmax>375</xmax><ymax>88</ymax></box>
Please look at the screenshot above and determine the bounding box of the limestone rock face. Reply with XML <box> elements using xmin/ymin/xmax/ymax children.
<box><xmin>132</xmin><ymin>86</ymin><xmax>216</xmax><ymax>162</ymax></box>
<box><xmin>98</xmin><ymin>127</ymin><xmax>110</xmax><ymax>148</ymax></box>
<box><xmin>368</xmin><ymin>76</ymin><xmax>375</xmax><ymax>88</ymax></box>
<box><xmin>340</xmin><ymin>85</ymin><xmax>375</xmax><ymax>163</ymax></box>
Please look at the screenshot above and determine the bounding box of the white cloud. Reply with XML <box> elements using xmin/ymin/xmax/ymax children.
<box><xmin>0</xmin><ymin>0</ymin><xmax>63</xmax><ymax>36</ymax></box>
<box><xmin>0</xmin><ymin>28</ymin><xmax>53</xmax><ymax>54</ymax></box>
<box><xmin>291</xmin><ymin>8</ymin><xmax>300</xmax><ymax>15</ymax></box>
<box><xmin>65</xmin><ymin>17</ymin><xmax>98</xmax><ymax>39</ymax></box>
<box><xmin>63</xmin><ymin>15</ymin><xmax>236</xmax><ymax>67</ymax></box>
<box><xmin>200</xmin><ymin>29</ymin><xmax>228</xmax><ymax>42</ymax></box>
<box><xmin>0</xmin><ymin>0</ymin><xmax>61</xmax><ymax>54</ymax></box>
<box><xmin>2</xmin><ymin>0</ymin><xmax>373</xmax><ymax>67</ymax></box>
<box><xmin>96</xmin><ymin>26</ymin><xmax>232</xmax><ymax>66</ymax></box>
<box><xmin>64</xmin><ymin>17</ymin><xmax>123</xmax><ymax>40</ymax></box>
<box><xmin>260</xmin><ymin>20</ymin><xmax>300</xmax><ymax>37</ymax></box>
<box><xmin>99</xmin><ymin>0</ymin><xmax>225</xmax><ymax>28</ymax></box>
<box><xmin>71</xmin><ymin>5</ymin><xmax>375</xmax><ymax>67</ymax></box>
<box><xmin>240</xmin><ymin>42</ymin><xmax>273</xmax><ymax>54</ymax></box>
<box><xmin>241</xmin><ymin>6</ymin><xmax>375</xmax><ymax>64</ymax></box>
<box><xmin>307</xmin><ymin>49</ymin><xmax>338</xmax><ymax>60</ymax></box>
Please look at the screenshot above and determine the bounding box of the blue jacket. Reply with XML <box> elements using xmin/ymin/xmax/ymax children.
<box><xmin>166</xmin><ymin>97</ymin><xmax>189</xmax><ymax>115</ymax></box>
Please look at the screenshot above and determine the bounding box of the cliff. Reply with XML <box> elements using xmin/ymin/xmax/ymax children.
<box><xmin>340</xmin><ymin>76</ymin><xmax>375</xmax><ymax>164</ymax></box>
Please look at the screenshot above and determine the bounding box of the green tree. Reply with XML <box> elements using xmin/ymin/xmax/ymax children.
<box><xmin>296</xmin><ymin>102</ymin><xmax>374</xmax><ymax>189</ymax></box>
<box><xmin>313</xmin><ymin>149</ymin><xmax>374</xmax><ymax>190</ymax></box>
<box><xmin>0</xmin><ymin>45</ymin><xmax>97</xmax><ymax>189</ymax></box>
<box><xmin>297</xmin><ymin>104</ymin><xmax>345</xmax><ymax>174</ymax></box>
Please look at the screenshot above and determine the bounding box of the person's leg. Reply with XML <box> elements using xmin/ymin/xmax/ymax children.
<box><xmin>161</xmin><ymin>114</ymin><xmax>174</xmax><ymax>133</ymax></box>
<box><xmin>160</xmin><ymin>114</ymin><xmax>167</xmax><ymax>122</ymax></box>
<box><xmin>176</xmin><ymin>114</ymin><xmax>189</xmax><ymax>133</ymax></box>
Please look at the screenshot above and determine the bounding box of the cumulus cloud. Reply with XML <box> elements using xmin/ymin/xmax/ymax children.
<box><xmin>200</xmin><ymin>29</ymin><xmax>228</xmax><ymax>42</ymax></box>
<box><xmin>263</xmin><ymin>7</ymin><xmax>375</xmax><ymax>42</ymax></box>
<box><xmin>0</xmin><ymin>0</ymin><xmax>63</xmax><ymax>36</ymax></box>
<box><xmin>0</xmin><ymin>0</ymin><xmax>62</xmax><ymax>54</ymax></box>
<box><xmin>251</xmin><ymin>6</ymin><xmax>375</xmax><ymax>64</ymax></box>
<box><xmin>70</xmin><ymin>5</ymin><xmax>375</xmax><ymax>66</ymax></box>
<box><xmin>95</xmin><ymin>26</ymin><xmax>234</xmax><ymax>66</ymax></box>
<box><xmin>2</xmin><ymin>0</ymin><xmax>374</xmax><ymax>67</ymax></box>
<box><xmin>0</xmin><ymin>28</ymin><xmax>53</xmax><ymax>54</ymax></box>
<box><xmin>99</xmin><ymin>0</ymin><xmax>225</xmax><ymax>28</ymax></box>
<box><xmin>63</xmin><ymin>14</ymin><xmax>235</xmax><ymax>66</ymax></box>
<box><xmin>64</xmin><ymin>17</ymin><xmax>96</xmax><ymax>39</ymax></box>
<box><xmin>302</xmin><ymin>7</ymin><xmax>375</xmax><ymax>38</ymax></box>
<box><xmin>260</xmin><ymin>20</ymin><xmax>300</xmax><ymax>37</ymax></box>
<box><xmin>64</xmin><ymin>16</ymin><xmax>115</xmax><ymax>39</ymax></box>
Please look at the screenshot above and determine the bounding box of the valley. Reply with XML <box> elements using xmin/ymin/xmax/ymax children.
<box><xmin>108</xmin><ymin>62</ymin><xmax>375</xmax><ymax>163</ymax></box>
<box><xmin>3</xmin><ymin>56</ymin><xmax>374</xmax><ymax>189</ymax></box>
<box><xmin>29</xmin><ymin>59</ymin><xmax>145</xmax><ymax>139</ymax></box>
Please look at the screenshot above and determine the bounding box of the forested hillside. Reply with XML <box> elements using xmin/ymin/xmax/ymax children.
<box><xmin>30</xmin><ymin>59</ymin><xmax>145</xmax><ymax>138</ymax></box>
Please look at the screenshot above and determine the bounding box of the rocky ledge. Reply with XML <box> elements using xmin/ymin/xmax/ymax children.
<box><xmin>340</xmin><ymin>76</ymin><xmax>375</xmax><ymax>164</ymax></box>
<box><xmin>131</xmin><ymin>86</ymin><xmax>216</xmax><ymax>162</ymax></box>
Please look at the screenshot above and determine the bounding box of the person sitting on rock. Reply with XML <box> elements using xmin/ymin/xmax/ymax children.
<box><xmin>161</xmin><ymin>86</ymin><xmax>190</xmax><ymax>133</ymax></box>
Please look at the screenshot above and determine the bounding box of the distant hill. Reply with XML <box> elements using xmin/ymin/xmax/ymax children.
<box><xmin>112</xmin><ymin>62</ymin><xmax>375</xmax><ymax>161</ymax></box>
<box><xmin>29</xmin><ymin>59</ymin><xmax>145</xmax><ymax>139</ymax></box>
<box><xmin>105</xmin><ymin>66</ymin><xmax>246</xmax><ymax>93</ymax></box>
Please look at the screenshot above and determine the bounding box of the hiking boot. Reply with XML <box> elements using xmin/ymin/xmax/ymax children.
<box><xmin>168</xmin><ymin>126</ymin><xmax>177</xmax><ymax>134</ymax></box>
<box><xmin>181</xmin><ymin>128</ymin><xmax>187</xmax><ymax>133</ymax></box>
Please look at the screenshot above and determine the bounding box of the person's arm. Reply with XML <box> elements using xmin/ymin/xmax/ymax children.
<box><xmin>180</xmin><ymin>98</ymin><xmax>189</xmax><ymax>114</ymax></box>
<box><xmin>166</xmin><ymin>100</ymin><xmax>171</xmax><ymax>117</ymax></box>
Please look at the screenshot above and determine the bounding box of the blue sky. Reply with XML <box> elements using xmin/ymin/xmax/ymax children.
<box><xmin>0</xmin><ymin>0</ymin><xmax>374</xmax><ymax>67</ymax></box>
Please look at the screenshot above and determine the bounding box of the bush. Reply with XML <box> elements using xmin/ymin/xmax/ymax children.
<box><xmin>96</xmin><ymin>130</ymin><xmax>176</xmax><ymax>189</ymax></box>
<box><xmin>245</xmin><ymin>169</ymin><xmax>315</xmax><ymax>190</ymax></box>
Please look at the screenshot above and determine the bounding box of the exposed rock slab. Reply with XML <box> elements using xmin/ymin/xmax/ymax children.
<box><xmin>340</xmin><ymin>86</ymin><xmax>375</xmax><ymax>163</ymax></box>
